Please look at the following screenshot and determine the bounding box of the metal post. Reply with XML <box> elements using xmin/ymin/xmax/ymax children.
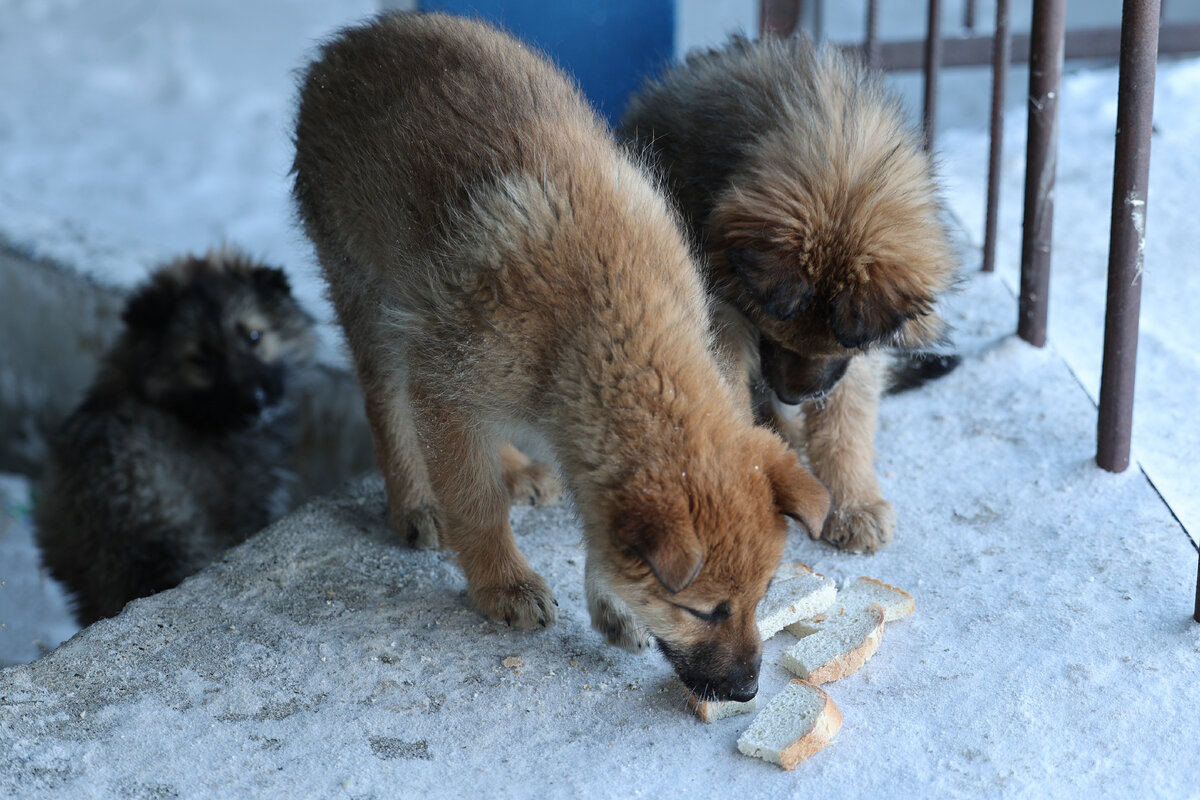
<box><xmin>1017</xmin><ymin>0</ymin><xmax>1066</xmax><ymax>347</ymax></box>
<box><xmin>1194</xmin><ymin>551</ymin><xmax>1199</xmax><ymax>624</ymax></box>
<box><xmin>964</xmin><ymin>0</ymin><xmax>977</xmax><ymax>31</ymax></box>
<box><xmin>1097</xmin><ymin>0</ymin><xmax>1161</xmax><ymax>473</ymax></box>
<box><xmin>982</xmin><ymin>0</ymin><xmax>1012</xmax><ymax>273</ymax></box>
<box><xmin>1195</xmin><ymin>551</ymin><xmax>1200</xmax><ymax>624</ymax></box>
<box><xmin>922</xmin><ymin>0</ymin><xmax>943</xmax><ymax>151</ymax></box>
<box><xmin>865</xmin><ymin>0</ymin><xmax>881</xmax><ymax>70</ymax></box>
<box><xmin>760</xmin><ymin>0</ymin><xmax>802</xmax><ymax>37</ymax></box>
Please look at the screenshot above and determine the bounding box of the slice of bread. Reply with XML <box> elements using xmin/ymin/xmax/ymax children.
<box><xmin>756</xmin><ymin>562</ymin><xmax>837</xmax><ymax>640</ymax></box>
<box><xmin>780</xmin><ymin>602</ymin><xmax>885</xmax><ymax>684</ymax></box>
<box><xmin>838</xmin><ymin>576</ymin><xmax>915</xmax><ymax>623</ymax></box>
<box><xmin>736</xmin><ymin>679</ymin><xmax>842</xmax><ymax>769</ymax></box>
<box><xmin>686</xmin><ymin>691</ymin><xmax>757</xmax><ymax>723</ymax></box>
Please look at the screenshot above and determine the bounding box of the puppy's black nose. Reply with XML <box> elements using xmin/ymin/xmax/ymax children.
<box><xmin>727</xmin><ymin>681</ymin><xmax>758</xmax><ymax>703</ymax></box>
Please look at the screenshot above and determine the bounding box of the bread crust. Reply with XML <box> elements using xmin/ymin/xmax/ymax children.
<box><xmin>782</xmin><ymin>602</ymin><xmax>886</xmax><ymax>684</ymax></box>
<box><xmin>686</xmin><ymin>691</ymin><xmax>756</xmax><ymax>723</ymax></box>
<box><xmin>737</xmin><ymin>679</ymin><xmax>842</xmax><ymax>769</ymax></box>
<box><xmin>850</xmin><ymin>576</ymin><xmax>915</xmax><ymax>621</ymax></box>
<box><xmin>756</xmin><ymin>561</ymin><xmax>837</xmax><ymax>640</ymax></box>
<box><xmin>776</xmin><ymin>681</ymin><xmax>843</xmax><ymax>769</ymax></box>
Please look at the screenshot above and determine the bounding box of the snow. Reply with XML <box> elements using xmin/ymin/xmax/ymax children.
<box><xmin>1</xmin><ymin>0</ymin><xmax>1198</xmax><ymax>797</ymax></box>
<box><xmin>0</xmin><ymin>0</ymin><xmax>378</xmax><ymax>365</ymax></box>
<box><xmin>0</xmin><ymin>475</ymin><xmax>75</xmax><ymax>666</ymax></box>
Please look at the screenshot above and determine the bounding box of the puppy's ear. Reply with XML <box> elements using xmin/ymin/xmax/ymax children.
<box><xmin>613</xmin><ymin>492</ymin><xmax>704</xmax><ymax>594</ymax></box>
<box><xmin>121</xmin><ymin>273</ymin><xmax>180</xmax><ymax>334</ymax></box>
<box><xmin>765</xmin><ymin>445</ymin><xmax>831</xmax><ymax>539</ymax></box>
<box><xmin>727</xmin><ymin>247</ymin><xmax>812</xmax><ymax>322</ymax></box>
<box><xmin>829</xmin><ymin>277</ymin><xmax>932</xmax><ymax>350</ymax></box>
<box><xmin>248</xmin><ymin>265</ymin><xmax>292</xmax><ymax>299</ymax></box>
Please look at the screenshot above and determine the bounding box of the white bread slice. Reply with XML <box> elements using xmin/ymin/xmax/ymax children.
<box><xmin>756</xmin><ymin>562</ymin><xmax>837</xmax><ymax>640</ymax></box>
<box><xmin>838</xmin><ymin>576</ymin><xmax>914</xmax><ymax>623</ymax></box>
<box><xmin>780</xmin><ymin>602</ymin><xmax>885</xmax><ymax>684</ymax></box>
<box><xmin>736</xmin><ymin>680</ymin><xmax>842</xmax><ymax>769</ymax></box>
<box><xmin>686</xmin><ymin>691</ymin><xmax>757</xmax><ymax>723</ymax></box>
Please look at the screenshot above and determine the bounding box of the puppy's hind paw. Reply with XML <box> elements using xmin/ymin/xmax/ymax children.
<box><xmin>589</xmin><ymin>595</ymin><xmax>650</xmax><ymax>653</ymax></box>
<box><xmin>503</xmin><ymin>459</ymin><xmax>563</xmax><ymax>507</ymax></box>
<box><xmin>394</xmin><ymin>505</ymin><xmax>440</xmax><ymax>550</ymax></box>
<box><xmin>821</xmin><ymin>499</ymin><xmax>895</xmax><ymax>553</ymax></box>
<box><xmin>472</xmin><ymin>574</ymin><xmax>558</xmax><ymax>631</ymax></box>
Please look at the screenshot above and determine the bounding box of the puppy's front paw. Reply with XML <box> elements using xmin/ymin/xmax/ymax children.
<box><xmin>588</xmin><ymin>594</ymin><xmax>650</xmax><ymax>653</ymax></box>
<box><xmin>821</xmin><ymin>499</ymin><xmax>895</xmax><ymax>553</ymax></box>
<box><xmin>392</xmin><ymin>505</ymin><xmax>440</xmax><ymax>550</ymax></box>
<box><xmin>503</xmin><ymin>460</ymin><xmax>562</xmax><ymax>507</ymax></box>
<box><xmin>472</xmin><ymin>573</ymin><xmax>558</xmax><ymax>630</ymax></box>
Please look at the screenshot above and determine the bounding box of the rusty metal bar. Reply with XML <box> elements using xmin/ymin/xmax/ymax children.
<box><xmin>865</xmin><ymin>0</ymin><xmax>881</xmax><ymax>69</ymax></box>
<box><xmin>842</xmin><ymin>22</ymin><xmax>1200</xmax><ymax>71</ymax></box>
<box><xmin>760</xmin><ymin>0</ymin><xmax>802</xmax><ymax>37</ymax></box>
<box><xmin>1017</xmin><ymin>0</ymin><xmax>1066</xmax><ymax>347</ymax></box>
<box><xmin>1096</xmin><ymin>0</ymin><xmax>1161</xmax><ymax>473</ymax></box>
<box><xmin>922</xmin><ymin>0</ymin><xmax>943</xmax><ymax>151</ymax></box>
<box><xmin>982</xmin><ymin>0</ymin><xmax>1012</xmax><ymax>273</ymax></box>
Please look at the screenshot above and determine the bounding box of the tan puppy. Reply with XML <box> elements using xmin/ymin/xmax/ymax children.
<box><xmin>292</xmin><ymin>13</ymin><xmax>830</xmax><ymax>701</ymax></box>
<box><xmin>621</xmin><ymin>34</ymin><xmax>958</xmax><ymax>553</ymax></box>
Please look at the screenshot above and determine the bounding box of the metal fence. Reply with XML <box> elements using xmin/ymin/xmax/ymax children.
<box><xmin>760</xmin><ymin>0</ymin><xmax>1200</xmax><ymax>623</ymax></box>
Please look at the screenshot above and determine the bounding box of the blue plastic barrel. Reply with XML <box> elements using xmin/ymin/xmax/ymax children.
<box><xmin>418</xmin><ymin>1</ymin><xmax>675</xmax><ymax>124</ymax></box>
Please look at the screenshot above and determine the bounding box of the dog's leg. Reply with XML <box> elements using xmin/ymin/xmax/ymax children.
<box><xmin>360</xmin><ymin>376</ymin><xmax>441</xmax><ymax>550</ymax></box>
<box><xmin>585</xmin><ymin>554</ymin><xmax>651</xmax><ymax>653</ymax></box>
<box><xmin>498</xmin><ymin>441</ymin><xmax>562</xmax><ymax>507</ymax></box>
<box><xmin>797</xmin><ymin>351</ymin><xmax>895</xmax><ymax>552</ymax></box>
<box><xmin>412</xmin><ymin>384</ymin><xmax>558</xmax><ymax>629</ymax></box>
<box><xmin>320</xmin><ymin>259</ymin><xmax>441</xmax><ymax>550</ymax></box>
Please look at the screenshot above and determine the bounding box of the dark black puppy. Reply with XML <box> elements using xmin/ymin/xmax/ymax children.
<box><xmin>35</xmin><ymin>249</ymin><xmax>316</xmax><ymax>624</ymax></box>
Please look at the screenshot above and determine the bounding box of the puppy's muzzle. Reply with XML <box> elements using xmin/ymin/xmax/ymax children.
<box><xmin>658</xmin><ymin>639</ymin><xmax>760</xmax><ymax>702</ymax></box>
<box><xmin>759</xmin><ymin>336</ymin><xmax>849</xmax><ymax>405</ymax></box>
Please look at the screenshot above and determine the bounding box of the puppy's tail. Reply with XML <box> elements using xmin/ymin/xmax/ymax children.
<box><xmin>885</xmin><ymin>351</ymin><xmax>961</xmax><ymax>395</ymax></box>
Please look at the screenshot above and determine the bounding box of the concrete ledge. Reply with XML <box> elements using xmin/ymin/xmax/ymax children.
<box><xmin>2</xmin><ymin>273</ymin><xmax>1197</xmax><ymax>798</ymax></box>
<box><xmin>0</xmin><ymin>245</ymin><xmax>124</xmax><ymax>476</ymax></box>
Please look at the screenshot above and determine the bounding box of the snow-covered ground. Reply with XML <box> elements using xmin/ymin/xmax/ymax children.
<box><xmin>3</xmin><ymin>272</ymin><xmax>1198</xmax><ymax>799</ymax></box>
<box><xmin>0</xmin><ymin>0</ymin><xmax>1198</xmax><ymax>795</ymax></box>
<box><xmin>938</xmin><ymin>59</ymin><xmax>1200</xmax><ymax>545</ymax></box>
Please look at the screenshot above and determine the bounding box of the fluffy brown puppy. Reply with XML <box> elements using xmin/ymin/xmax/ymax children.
<box><xmin>620</xmin><ymin>34</ymin><xmax>958</xmax><ymax>553</ymax></box>
<box><xmin>292</xmin><ymin>13</ymin><xmax>830</xmax><ymax>701</ymax></box>
<box><xmin>36</xmin><ymin>249</ymin><xmax>317</xmax><ymax>625</ymax></box>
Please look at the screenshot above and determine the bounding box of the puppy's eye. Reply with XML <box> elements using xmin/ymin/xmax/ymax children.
<box><xmin>677</xmin><ymin>602</ymin><xmax>732</xmax><ymax>623</ymax></box>
<box><xmin>238</xmin><ymin>325</ymin><xmax>263</xmax><ymax>348</ymax></box>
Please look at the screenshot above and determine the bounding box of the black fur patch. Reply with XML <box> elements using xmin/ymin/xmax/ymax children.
<box><xmin>121</xmin><ymin>275</ymin><xmax>180</xmax><ymax>333</ymax></box>
<box><xmin>727</xmin><ymin>247</ymin><xmax>812</xmax><ymax>322</ymax></box>
<box><xmin>886</xmin><ymin>351</ymin><xmax>961</xmax><ymax>394</ymax></box>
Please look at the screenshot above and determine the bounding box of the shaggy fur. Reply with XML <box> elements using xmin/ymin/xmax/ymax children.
<box><xmin>620</xmin><ymin>34</ymin><xmax>958</xmax><ymax>552</ymax></box>
<box><xmin>36</xmin><ymin>249</ymin><xmax>317</xmax><ymax>625</ymax></box>
<box><xmin>291</xmin><ymin>13</ymin><xmax>830</xmax><ymax>701</ymax></box>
